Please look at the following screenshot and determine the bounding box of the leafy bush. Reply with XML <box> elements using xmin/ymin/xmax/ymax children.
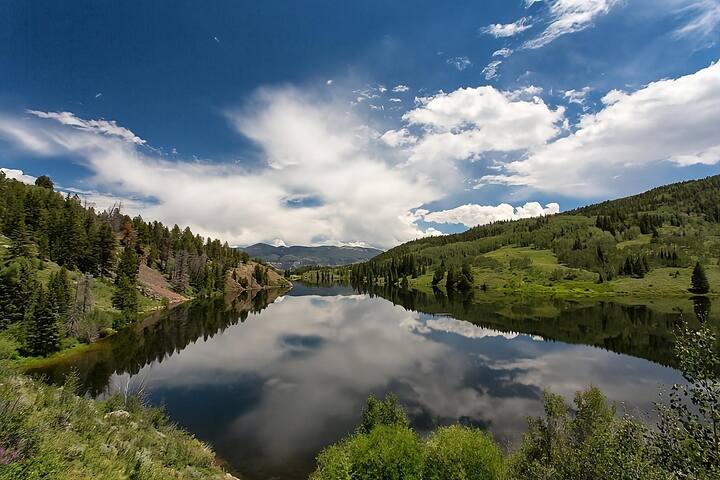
<box><xmin>508</xmin><ymin>387</ymin><xmax>669</xmax><ymax>480</ymax></box>
<box><xmin>75</xmin><ymin>308</ymin><xmax>114</xmax><ymax>343</ymax></box>
<box><xmin>312</xmin><ymin>426</ymin><xmax>424</xmax><ymax>480</ymax></box>
<box><xmin>0</xmin><ymin>334</ymin><xmax>20</xmax><ymax>360</ymax></box>
<box><xmin>473</xmin><ymin>255</ymin><xmax>503</xmax><ymax>272</ymax></box>
<box><xmin>357</xmin><ymin>394</ymin><xmax>409</xmax><ymax>434</ymax></box>
<box><xmin>509</xmin><ymin>256</ymin><xmax>532</xmax><ymax>270</ymax></box>
<box><xmin>423</xmin><ymin>425</ymin><xmax>504</xmax><ymax>480</ymax></box>
<box><xmin>652</xmin><ymin>323</ymin><xmax>720</xmax><ymax>478</ymax></box>
<box><xmin>311</xmin><ymin>443</ymin><xmax>353</xmax><ymax>480</ymax></box>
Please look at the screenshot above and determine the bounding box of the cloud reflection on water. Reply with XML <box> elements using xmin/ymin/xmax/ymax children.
<box><xmin>110</xmin><ymin>293</ymin><xmax>683</xmax><ymax>479</ymax></box>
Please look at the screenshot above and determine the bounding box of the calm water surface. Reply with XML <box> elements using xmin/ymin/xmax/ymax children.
<box><xmin>31</xmin><ymin>284</ymin><xmax>711</xmax><ymax>479</ymax></box>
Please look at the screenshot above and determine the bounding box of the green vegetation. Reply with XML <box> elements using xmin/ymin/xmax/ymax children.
<box><xmin>0</xmin><ymin>365</ymin><xmax>232</xmax><ymax>479</ymax></box>
<box><xmin>0</xmin><ymin>171</ymin><xmax>263</xmax><ymax>361</ymax></box>
<box><xmin>692</xmin><ymin>261</ymin><xmax>710</xmax><ymax>294</ymax></box>
<box><xmin>344</xmin><ymin>175</ymin><xmax>720</xmax><ymax>298</ymax></box>
<box><xmin>289</xmin><ymin>265</ymin><xmax>351</xmax><ymax>285</ymax></box>
<box><xmin>312</xmin><ymin>321</ymin><xmax>720</xmax><ymax>479</ymax></box>
<box><xmin>311</xmin><ymin>395</ymin><xmax>504</xmax><ymax>480</ymax></box>
<box><xmin>25</xmin><ymin>290</ymin><xmax>281</xmax><ymax>397</ymax></box>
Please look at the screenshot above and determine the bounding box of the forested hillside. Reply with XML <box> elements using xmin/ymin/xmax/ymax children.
<box><xmin>347</xmin><ymin>175</ymin><xmax>720</xmax><ymax>296</ymax></box>
<box><xmin>0</xmin><ymin>172</ymin><xmax>283</xmax><ymax>360</ymax></box>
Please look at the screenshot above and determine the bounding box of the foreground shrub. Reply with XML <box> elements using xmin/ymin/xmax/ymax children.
<box><xmin>0</xmin><ymin>334</ymin><xmax>19</xmax><ymax>360</ymax></box>
<box><xmin>312</xmin><ymin>425</ymin><xmax>423</xmax><ymax>480</ymax></box>
<box><xmin>423</xmin><ymin>425</ymin><xmax>504</xmax><ymax>480</ymax></box>
<box><xmin>651</xmin><ymin>323</ymin><xmax>720</xmax><ymax>479</ymax></box>
<box><xmin>508</xmin><ymin>387</ymin><xmax>669</xmax><ymax>480</ymax></box>
<box><xmin>357</xmin><ymin>393</ymin><xmax>409</xmax><ymax>433</ymax></box>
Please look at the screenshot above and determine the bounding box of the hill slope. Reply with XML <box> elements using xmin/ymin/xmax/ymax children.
<box><xmin>347</xmin><ymin>175</ymin><xmax>720</xmax><ymax>297</ymax></box>
<box><xmin>241</xmin><ymin>243</ymin><xmax>382</xmax><ymax>270</ymax></box>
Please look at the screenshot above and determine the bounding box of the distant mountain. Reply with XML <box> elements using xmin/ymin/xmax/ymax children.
<box><xmin>240</xmin><ymin>243</ymin><xmax>382</xmax><ymax>270</ymax></box>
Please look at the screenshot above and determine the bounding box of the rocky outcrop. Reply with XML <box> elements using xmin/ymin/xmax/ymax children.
<box><xmin>225</xmin><ymin>261</ymin><xmax>291</xmax><ymax>295</ymax></box>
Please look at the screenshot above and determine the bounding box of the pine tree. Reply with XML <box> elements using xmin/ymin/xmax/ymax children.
<box><xmin>57</xmin><ymin>197</ymin><xmax>85</xmax><ymax>268</ymax></box>
<box><xmin>47</xmin><ymin>267</ymin><xmax>72</xmax><ymax>332</ymax></box>
<box><xmin>116</xmin><ymin>245</ymin><xmax>139</xmax><ymax>285</ymax></box>
<box><xmin>0</xmin><ymin>257</ymin><xmax>37</xmax><ymax>330</ymax></box>
<box><xmin>27</xmin><ymin>286</ymin><xmax>60</xmax><ymax>357</ymax></box>
<box><xmin>34</xmin><ymin>175</ymin><xmax>54</xmax><ymax>190</ymax></box>
<box><xmin>171</xmin><ymin>250</ymin><xmax>189</xmax><ymax>292</ymax></box>
<box><xmin>113</xmin><ymin>244</ymin><xmax>139</xmax><ymax>326</ymax></box>
<box><xmin>69</xmin><ymin>273</ymin><xmax>93</xmax><ymax>336</ymax></box>
<box><xmin>112</xmin><ymin>274</ymin><xmax>138</xmax><ymax>327</ymax></box>
<box><xmin>690</xmin><ymin>262</ymin><xmax>710</xmax><ymax>294</ymax></box>
<box><xmin>461</xmin><ymin>261</ymin><xmax>474</xmax><ymax>284</ymax></box>
<box><xmin>97</xmin><ymin>222</ymin><xmax>117</xmax><ymax>277</ymax></box>
<box><xmin>431</xmin><ymin>265</ymin><xmax>445</xmax><ymax>286</ymax></box>
<box><xmin>445</xmin><ymin>266</ymin><xmax>456</xmax><ymax>291</ymax></box>
<box><xmin>7</xmin><ymin>218</ymin><xmax>33</xmax><ymax>258</ymax></box>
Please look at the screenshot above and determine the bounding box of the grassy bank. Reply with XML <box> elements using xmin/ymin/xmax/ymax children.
<box><xmin>405</xmin><ymin>245</ymin><xmax>719</xmax><ymax>300</ymax></box>
<box><xmin>0</xmin><ymin>365</ymin><xmax>234</xmax><ymax>479</ymax></box>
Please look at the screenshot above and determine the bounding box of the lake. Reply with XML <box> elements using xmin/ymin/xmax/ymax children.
<box><xmin>30</xmin><ymin>283</ymin><xmax>712</xmax><ymax>479</ymax></box>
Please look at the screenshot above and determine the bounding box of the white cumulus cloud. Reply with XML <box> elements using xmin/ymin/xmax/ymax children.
<box><xmin>482</xmin><ymin>61</ymin><xmax>720</xmax><ymax>196</ymax></box>
<box><xmin>420</xmin><ymin>202</ymin><xmax>560</xmax><ymax>228</ymax></box>
<box><xmin>0</xmin><ymin>167</ymin><xmax>36</xmax><ymax>184</ymax></box>
<box><xmin>398</xmin><ymin>86</ymin><xmax>565</xmax><ymax>169</ymax></box>
<box><xmin>0</xmin><ymin>89</ymin><xmax>450</xmax><ymax>249</ymax></box>
<box><xmin>380</xmin><ymin>128</ymin><xmax>417</xmax><ymax>147</ymax></box>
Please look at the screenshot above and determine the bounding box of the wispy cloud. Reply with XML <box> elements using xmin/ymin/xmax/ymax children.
<box><xmin>26</xmin><ymin>110</ymin><xmax>146</xmax><ymax>145</ymax></box>
<box><xmin>523</xmin><ymin>0</ymin><xmax>620</xmax><ymax>49</ymax></box>
<box><xmin>479</xmin><ymin>1</ymin><xmax>619</xmax><ymax>81</ymax></box>
<box><xmin>563</xmin><ymin>86</ymin><xmax>592</xmax><ymax>104</ymax></box>
<box><xmin>492</xmin><ymin>47</ymin><xmax>514</xmax><ymax>57</ymax></box>
<box><xmin>673</xmin><ymin>0</ymin><xmax>720</xmax><ymax>39</ymax></box>
<box><xmin>392</xmin><ymin>84</ymin><xmax>410</xmax><ymax>93</ymax></box>
<box><xmin>481</xmin><ymin>17</ymin><xmax>533</xmax><ymax>37</ymax></box>
<box><xmin>482</xmin><ymin>60</ymin><xmax>502</xmax><ymax>80</ymax></box>
<box><xmin>446</xmin><ymin>56</ymin><xmax>472</xmax><ymax>71</ymax></box>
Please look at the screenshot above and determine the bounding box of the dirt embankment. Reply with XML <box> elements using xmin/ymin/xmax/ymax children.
<box><xmin>225</xmin><ymin>261</ymin><xmax>292</xmax><ymax>295</ymax></box>
<box><xmin>138</xmin><ymin>263</ymin><xmax>189</xmax><ymax>304</ymax></box>
<box><xmin>138</xmin><ymin>261</ymin><xmax>288</xmax><ymax>303</ymax></box>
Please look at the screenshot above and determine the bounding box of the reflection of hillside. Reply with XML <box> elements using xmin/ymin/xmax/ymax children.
<box><xmin>28</xmin><ymin>289</ymin><xmax>282</xmax><ymax>396</ymax></box>
<box><xmin>354</xmin><ymin>284</ymin><xmax>712</xmax><ymax>367</ymax></box>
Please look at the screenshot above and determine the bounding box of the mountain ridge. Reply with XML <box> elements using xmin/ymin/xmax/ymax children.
<box><xmin>239</xmin><ymin>243</ymin><xmax>382</xmax><ymax>270</ymax></box>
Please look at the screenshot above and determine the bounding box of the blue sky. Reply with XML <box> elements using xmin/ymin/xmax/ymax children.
<box><xmin>1</xmin><ymin>0</ymin><xmax>719</xmax><ymax>248</ymax></box>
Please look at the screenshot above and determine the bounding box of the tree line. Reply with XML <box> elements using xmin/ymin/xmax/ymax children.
<box><xmin>346</xmin><ymin>174</ymin><xmax>720</xmax><ymax>290</ymax></box>
<box><xmin>0</xmin><ymin>172</ymin><xmax>251</xmax><ymax>357</ymax></box>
